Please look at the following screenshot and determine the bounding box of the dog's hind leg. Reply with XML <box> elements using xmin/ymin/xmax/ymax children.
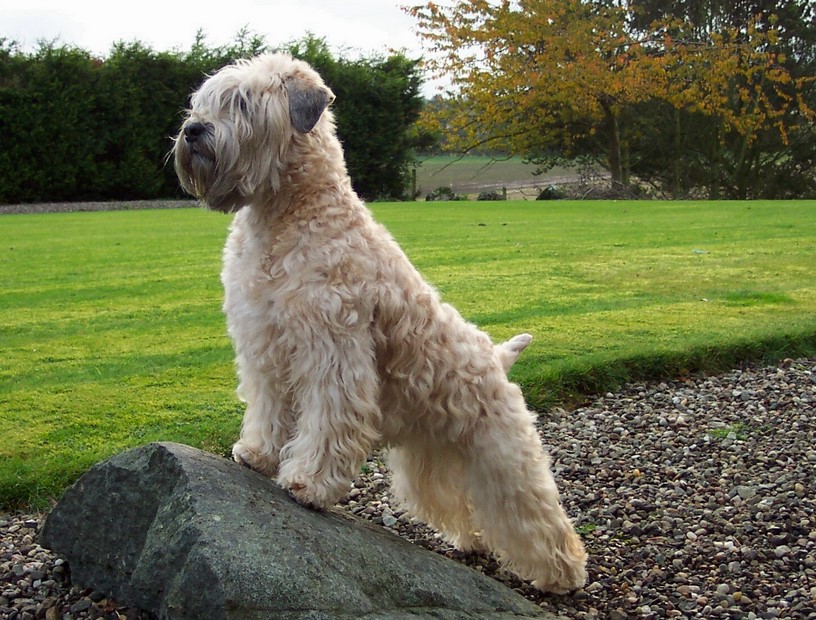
<box><xmin>495</xmin><ymin>333</ymin><xmax>532</xmax><ymax>373</ymax></box>
<box><xmin>389</xmin><ymin>444</ymin><xmax>484</xmax><ymax>551</ymax></box>
<box><xmin>464</xmin><ymin>385</ymin><xmax>587</xmax><ymax>593</ymax></box>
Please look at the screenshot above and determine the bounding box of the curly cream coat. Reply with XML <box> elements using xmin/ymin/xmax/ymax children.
<box><xmin>174</xmin><ymin>53</ymin><xmax>587</xmax><ymax>593</ymax></box>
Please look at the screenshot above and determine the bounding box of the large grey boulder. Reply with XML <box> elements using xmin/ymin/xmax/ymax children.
<box><xmin>40</xmin><ymin>442</ymin><xmax>551</xmax><ymax>619</ymax></box>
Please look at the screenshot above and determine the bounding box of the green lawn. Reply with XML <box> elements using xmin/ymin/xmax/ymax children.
<box><xmin>2</xmin><ymin>200</ymin><xmax>815</xmax><ymax>509</ymax></box>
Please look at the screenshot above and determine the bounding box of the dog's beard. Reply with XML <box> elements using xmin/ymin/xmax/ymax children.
<box><xmin>174</xmin><ymin>127</ymin><xmax>247</xmax><ymax>213</ymax></box>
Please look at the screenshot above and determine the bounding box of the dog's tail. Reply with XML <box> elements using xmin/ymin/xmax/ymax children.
<box><xmin>495</xmin><ymin>333</ymin><xmax>532</xmax><ymax>373</ymax></box>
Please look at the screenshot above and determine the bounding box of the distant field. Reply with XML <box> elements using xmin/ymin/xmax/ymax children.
<box><xmin>414</xmin><ymin>155</ymin><xmax>576</xmax><ymax>198</ymax></box>
<box><xmin>1</xmin><ymin>200</ymin><xmax>815</xmax><ymax>508</ymax></box>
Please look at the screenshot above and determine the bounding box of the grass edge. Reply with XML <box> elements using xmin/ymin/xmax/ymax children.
<box><xmin>521</xmin><ymin>328</ymin><xmax>816</xmax><ymax>411</ymax></box>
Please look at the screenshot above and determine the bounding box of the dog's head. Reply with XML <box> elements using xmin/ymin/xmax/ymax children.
<box><xmin>173</xmin><ymin>53</ymin><xmax>335</xmax><ymax>213</ymax></box>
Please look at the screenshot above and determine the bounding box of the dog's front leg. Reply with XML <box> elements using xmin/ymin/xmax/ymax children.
<box><xmin>231</xmin><ymin>355</ymin><xmax>293</xmax><ymax>477</ymax></box>
<box><xmin>276</xmin><ymin>328</ymin><xmax>381</xmax><ymax>510</ymax></box>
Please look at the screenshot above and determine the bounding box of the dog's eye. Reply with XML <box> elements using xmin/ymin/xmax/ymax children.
<box><xmin>227</xmin><ymin>95</ymin><xmax>249</xmax><ymax>116</ymax></box>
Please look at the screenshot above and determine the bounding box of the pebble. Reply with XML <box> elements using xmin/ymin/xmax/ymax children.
<box><xmin>774</xmin><ymin>545</ymin><xmax>791</xmax><ymax>557</ymax></box>
<box><xmin>1</xmin><ymin>357</ymin><xmax>814</xmax><ymax>619</ymax></box>
<box><xmin>734</xmin><ymin>485</ymin><xmax>757</xmax><ymax>500</ymax></box>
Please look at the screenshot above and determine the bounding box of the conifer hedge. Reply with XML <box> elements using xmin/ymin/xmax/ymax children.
<box><xmin>0</xmin><ymin>34</ymin><xmax>424</xmax><ymax>204</ymax></box>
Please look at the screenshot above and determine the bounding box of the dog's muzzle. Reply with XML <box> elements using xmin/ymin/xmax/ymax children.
<box><xmin>181</xmin><ymin>121</ymin><xmax>214</xmax><ymax>158</ymax></box>
<box><xmin>174</xmin><ymin>120</ymin><xmax>244</xmax><ymax>213</ymax></box>
<box><xmin>183</xmin><ymin>121</ymin><xmax>208</xmax><ymax>143</ymax></box>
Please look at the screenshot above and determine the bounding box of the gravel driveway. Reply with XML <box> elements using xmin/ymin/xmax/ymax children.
<box><xmin>2</xmin><ymin>358</ymin><xmax>814</xmax><ymax>619</ymax></box>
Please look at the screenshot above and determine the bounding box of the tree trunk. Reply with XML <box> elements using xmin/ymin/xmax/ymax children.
<box><xmin>672</xmin><ymin>107</ymin><xmax>682</xmax><ymax>199</ymax></box>
<box><xmin>600</xmin><ymin>99</ymin><xmax>624</xmax><ymax>187</ymax></box>
<box><xmin>709</xmin><ymin>123</ymin><xmax>722</xmax><ymax>200</ymax></box>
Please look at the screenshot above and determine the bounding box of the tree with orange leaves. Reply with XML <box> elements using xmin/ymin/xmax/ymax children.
<box><xmin>406</xmin><ymin>0</ymin><xmax>814</xmax><ymax>198</ymax></box>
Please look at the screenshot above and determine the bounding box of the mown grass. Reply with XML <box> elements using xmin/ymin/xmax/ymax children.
<box><xmin>414</xmin><ymin>154</ymin><xmax>565</xmax><ymax>196</ymax></box>
<box><xmin>1</xmin><ymin>200</ymin><xmax>815</xmax><ymax>509</ymax></box>
<box><xmin>416</xmin><ymin>154</ymin><xmax>533</xmax><ymax>186</ymax></box>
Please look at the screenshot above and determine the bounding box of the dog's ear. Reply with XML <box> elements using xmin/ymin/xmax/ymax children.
<box><xmin>286</xmin><ymin>75</ymin><xmax>335</xmax><ymax>134</ymax></box>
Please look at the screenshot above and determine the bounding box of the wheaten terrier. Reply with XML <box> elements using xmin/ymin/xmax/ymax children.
<box><xmin>173</xmin><ymin>53</ymin><xmax>587</xmax><ymax>593</ymax></box>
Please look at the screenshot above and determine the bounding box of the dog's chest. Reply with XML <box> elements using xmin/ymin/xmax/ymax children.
<box><xmin>221</xmin><ymin>215</ymin><xmax>365</xmax><ymax>331</ymax></box>
<box><xmin>221</xmin><ymin>220</ymin><xmax>285</xmax><ymax>327</ymax></box>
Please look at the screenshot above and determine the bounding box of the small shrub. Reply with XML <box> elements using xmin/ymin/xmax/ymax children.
<box><xmin>477</xmin><ymin>190</ymin><xmax>505</xmax><ymax>201</ymax></box>
<box><xmin>537</xmin><ymin>185</ymin><xmax>565</xmax><ymax>200</ymax></box>
<box><xmin>425</xmin><ymin>187</ymin><xmax>462</xmax><ymax>201</ymax></box>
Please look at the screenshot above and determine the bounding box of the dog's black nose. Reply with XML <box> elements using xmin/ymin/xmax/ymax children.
<box><xmin>183</xmin><ymin>122</ymin><xmax>207</xmax><ymax>143</ymax></box>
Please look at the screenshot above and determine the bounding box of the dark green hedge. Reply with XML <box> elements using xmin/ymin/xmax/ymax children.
<box><xmin>0</xmin><ymin>34</ymin><xmax>424</xmax><ymax>204</ymax></box>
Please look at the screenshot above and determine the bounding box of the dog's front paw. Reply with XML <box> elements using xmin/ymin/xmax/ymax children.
<box><xmin>284</xmin><ymin>479</ymin><xmax>338</xmax><ymax>511</ymax></box>
<box><xmin>285</xmin><ymin>481</ymin><xmax>326</xmax><ymax>510</ymax></box>
<box><xmin>278</xmin><ymin>469</ymin><xmax>345</xmax><ymax>510</ymax></box>
<box><xmin>232</xmin><ymin>442</ymin><xmax>278</xmax><ymax>477</ymax></box>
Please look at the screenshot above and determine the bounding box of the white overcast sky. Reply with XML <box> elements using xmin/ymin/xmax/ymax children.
<box><xmin>1</xmin><ymin>0</ymin><xmax>445</xmax><ymax>94</ymax></box>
